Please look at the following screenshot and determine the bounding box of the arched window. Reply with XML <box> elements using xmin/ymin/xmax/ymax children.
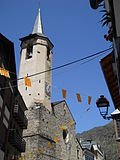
<box><xmin>26</xmin><ymin>44</ymin><xmax>33</xmax><ymax>59</ymax></box>
<box><xmin>63</xmin><ymin>129</ymin><xmax>69</xmax><ymax>144</ymax></box>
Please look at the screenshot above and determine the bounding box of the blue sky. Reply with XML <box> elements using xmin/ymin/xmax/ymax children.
<box><xmin>0</xmin><ymin>0</ymin><xmax>114</xmax><ymax>133</ymax></box>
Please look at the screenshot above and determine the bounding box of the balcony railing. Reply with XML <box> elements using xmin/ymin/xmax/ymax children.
<box><xmin>8</xmin><ymin>130</ymin><xmax>26</xmax><ymax>152</ymax></box>
<box><xmin>13</xmin><ymin>104</ymin><xmax>28</xmax><ymax>129</ymax></box>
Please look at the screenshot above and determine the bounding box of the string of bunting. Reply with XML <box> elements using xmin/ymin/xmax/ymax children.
<box><xmin>24</xmin><ymin>77</ymin><xmax>92</xmax><ymax>111</ymax></box>
<box><xmin>0</xmin><ymin>67</ymin><xmax>92</xmax><ymax>111</ymax></box>
<box><xmin>62</xmin><ymin>88</ymin><xmax>92</xmax><ymax>111</ymax></box>
<box><xmin>0</xmin><ymin>70</ymin><xmax>92</xmax><ymax>112</ymax></box>
<box><xmin>23</xmin><ymin>78</ymin><xmax>92</xmax><ymax>110</ymax></box>
<box><xmin>0</xmin><ymin>61</ymin><xmax>91</xmax><ymax>109</ymax></box>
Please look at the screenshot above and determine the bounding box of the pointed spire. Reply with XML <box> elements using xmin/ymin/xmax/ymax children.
<box><xmin>32</xmin><ymin>7</ymin><xmax>44</xmax><ymax>35</ymax></box>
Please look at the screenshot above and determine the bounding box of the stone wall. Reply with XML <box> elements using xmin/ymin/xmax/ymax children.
<box><xmin>23</xmin><ymin>100</ymin><xmax>82</xmax><ymax>160</ymax></box>
<box><xmin>52</xmin><ymin>101</ymin><xmax>77</xmax><ymax>160</ymax></box>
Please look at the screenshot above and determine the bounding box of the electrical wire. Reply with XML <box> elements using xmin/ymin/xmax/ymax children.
<box><xmin>0</xmin><ymin>48</ymin><xmax>111</xmax><ymax>92</ymax></box>
<box><xmin>8</xmin><ymin>47</ymin><xmax>112</xmax><ymax>84</ymax></box>
<box><xmin>52</xmin><ymin>51</ymin><xmax>106</xmax><ymax>97</ymax></box>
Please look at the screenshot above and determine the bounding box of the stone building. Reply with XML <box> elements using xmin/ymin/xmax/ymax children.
<box><xmin>18</xmin><ymin>7</ymin><xmax>83</xmax><ymax>160</ymax></box>
<box><xmin>80</xmin><ymin>140</ymin><xmax>104</xmax><ymax>160</ymax></box>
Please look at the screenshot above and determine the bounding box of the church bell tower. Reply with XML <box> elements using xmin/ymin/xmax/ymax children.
<box><xmin>18</xmin><ymin>7</ymin><xmax>78</xmax><ymax>160</ymax></box>
<box><xmin>18</xmin><ymin>8</ymin><xmax>54</xmax><ymax>111</ymax></box>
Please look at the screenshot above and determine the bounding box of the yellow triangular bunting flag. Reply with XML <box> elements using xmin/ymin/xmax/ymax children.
<box><xmin>37</xmin><ymin>148</ymin><xmax>40</xmax><ymax>156</ymax></box>
<box><xmin>24</xmin><ymin>77</ymin><xmax>32</xmax><ymax>87</ymax></box>
<box><xmin>76</xmin><ymin>93</ymin><xmax>82</xmax><ymax>102</ymax></box>
<box><xmin>56</xmin><ymin>134</ymin><xmax>60</xmax><ymax>138</ymax></box>
<box><xmin>62</xmin><ymin>89</ymin><xmax>66</xmax><ymax>99</ymax></box>
<box><xmin>0</xmin><ymin>67</ymin><xmax>10</xmax><ymax>78</ymax></box>
<box><xmin>69</xmin><ymin>121</ymin><xmax>74</xmax><ymax>127</ymax></box>
<box><xmin>42</xmin><ymin>146</ymin><xmax>45</xmax><ymax>152</ymax></box>
<box><xmin>48</xmin><ymin>142</ymin><xmax>52</xmax><ymax>149</ymax></box>
<box><xmin>60</xmin><ymin>125</ymin><xmax>67</xmax><ymax>130</ymax></box>
<box><xmin>53</xmin><ymin>138</ymin><xmax>59</xmax><ymax>144</ymax></box>
<box><xmin>88</xmin><ymin>96</ymin><xmax>91</xmax><ymax>105</ymax></box>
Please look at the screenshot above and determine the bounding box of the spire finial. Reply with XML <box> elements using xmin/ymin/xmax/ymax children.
<box><xmin>38</xmin><ymin>0</ymin><xmax>40</xmax><ymax>11</ymax></box>
<box><xmin>32</xmin><ymin>1</ymin><xmax>44</xmax><ymax>35</ymax></box>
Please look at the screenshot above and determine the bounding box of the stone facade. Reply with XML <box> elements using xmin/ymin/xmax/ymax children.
<box><xmin>23</xmin><ymin>100</ymin><xmax>81</xmax><ymax>160</ymax></box>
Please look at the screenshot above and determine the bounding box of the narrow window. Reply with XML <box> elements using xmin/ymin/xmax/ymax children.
<box><xmin>63</xmin><ymin>130</ymin><xmax>67</xmax><ymax>140</ymax></box>
<box><xmin>77</xmin><ymin>149</ymin><xmax>80</xmax><ymax>159</ymax></box>
<box><xmin>47</xmin><ymin>47</ymin><xmax>50</xmax><ymax>60</ymax></box>
<box><xmin>63</xmin><ymin>129</ymin><xmax>69</xmax><ymax>144</ymax></box>
<box><xmin>26</xmin><ymin>45</ymin><xmax>33</xmax><ymax>59</ymax></box>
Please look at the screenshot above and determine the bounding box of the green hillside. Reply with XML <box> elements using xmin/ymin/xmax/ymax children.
<box><xmin>77</xmin><ymin>122</ymin><xmax>119</xmax><ymax>160</ymax></box>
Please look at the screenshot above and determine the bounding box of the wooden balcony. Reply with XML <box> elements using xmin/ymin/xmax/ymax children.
<box><xmin>13</xmin><ymin>104</ymin><xmax>28</xmax><ymax>129</ymax></box>
<box><xmin>8</xmin><ymin>130</ymin><xmax>26</xmax><ymax>152</ymax></box>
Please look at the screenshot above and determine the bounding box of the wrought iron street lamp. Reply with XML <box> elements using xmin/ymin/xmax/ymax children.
<box><xmin>96</xmin><ymin>95</ymin><xmax>111</xmax><ymax>120</ymax></box>
<box><xmin>96</xmin><ymin>95</ymin><xmax>120</xmax><ymax>142</ymax></box>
